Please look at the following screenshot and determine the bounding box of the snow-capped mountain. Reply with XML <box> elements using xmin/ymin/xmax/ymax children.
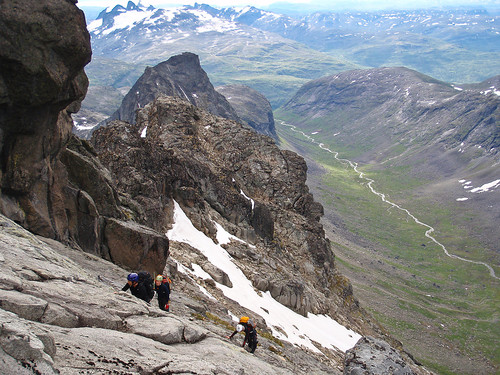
<box><xmin>211</xmin><ymin>5</ymin><xmax>500</xmax><ymax>83</ymax></box>
<box><xmin>85</xmin><ymin>2</ymin><xmax>353</xmax><ymax>110</ymax></box>
<box><xmin>212</xmin><ymin>5</ymin><xmax>499</xmax><ymax>48</ymax></box>
<box><xmin>84</xmin><ymin>1</ymin><xmax>499</xmax><ymax>119</ymax></box>
<box><xmin>89</xmin><ymin>2</ymin><xmax>244</xmax><ymax>42</ymax></box>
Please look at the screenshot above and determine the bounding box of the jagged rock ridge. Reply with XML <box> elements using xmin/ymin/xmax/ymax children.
<box><xmin>93</xmin><ymin>96</ymin><xmax>351</xmax><ymax>319</ymax></box>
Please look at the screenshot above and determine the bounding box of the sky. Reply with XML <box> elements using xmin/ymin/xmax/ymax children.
<box><xmin>77</xmin><ymin>0</ymin><xmax>500</xmax><ymax>12</ymax></box>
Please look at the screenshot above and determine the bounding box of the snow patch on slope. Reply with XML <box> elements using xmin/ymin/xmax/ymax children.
<box><xmin>457</xmin><ymin>179</ymin><xmax>500</xmax><ymax>201</ymax></box>
<box><xmin>166</xmin><ymin>201</ymin><xmax>361</xmax><ymax>353</ymax></box>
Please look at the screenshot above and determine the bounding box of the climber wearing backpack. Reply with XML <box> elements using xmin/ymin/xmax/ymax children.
<box><xmin>122</xmin><ymin>272</ymin><xmax>154</xmax><ymax>303</ymax></box>
<box><xmin>226</xmin><ymin>317</ymin><xmax>258</xmax><ymax>353</ymax></box>
<box><xmin>154</xmin><ymin>274</ymin><xmax>171</xmax><ymax>311</ymax></box>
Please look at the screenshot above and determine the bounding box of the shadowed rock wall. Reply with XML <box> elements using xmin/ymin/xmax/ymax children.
<box><xmin>0</xmin><ymin>0</ymin><xmax>168</xmax><ymax>275</ymax></box>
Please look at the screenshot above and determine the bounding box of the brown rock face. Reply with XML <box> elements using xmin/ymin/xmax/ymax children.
<box><xmin>0</xmin><ymin>0</ymin><xmax>168</xmax><ymax>275</ymax></box>
<box><xmin>106</xmin><ymin>52</ymin><xmax>240</xmax><ymax>126</ymax></box>
<box><xmin>103</xmin><ymin>218</ymin><xmax>169</xmax><ymax>275</ymax></box>
<box><xmin>0</xmin><ymin>0</ymin><xmax>91</xmax><ymax>238</ymax></box>
<box><xmin>92</xmin><ymin>96</ymin><xmax>368</xmax><ymax>330</ymax></box>
<box><xmin>216</xmin><ymin>84</ymin><xmax>278</xmax><ymax>140</ymax></box>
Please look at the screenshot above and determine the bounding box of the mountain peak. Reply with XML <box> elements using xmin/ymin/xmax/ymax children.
<box><xmin>126</xmin><ymin>1</ymin><xmax>139</xmax><ymax>11</ymax></box>
<box><xmin>105</xmin><ymin>52</ymin><xmax>240</xmax><ymax>125</ymax></box>
<box><xmin>284</xmin><ymin>66</ymin><xmax>498</xmax><ymax>158</ymax></box>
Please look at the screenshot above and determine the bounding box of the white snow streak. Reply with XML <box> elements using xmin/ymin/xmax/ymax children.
<box><xmin>240</xmin><ymin>190</ymin><xmax>255</xmax><ymax>211</ymax></box>
<box><xmin>166</xmin><ymin>201</ymin><xmax>361</xmax><ymax>352</ymax></box>
<box><xmin>470</xmin><ymin>179</ymin><xmax>500</xmax><ymax>193</ymax></box>
<box><xmin>280</xmin><ymin>121</ymin><xmax>499</xmax><ymax>280</ymax></box>
<box><xmin>174</xmin><ymin>259</ymin><xmax>217</xmax><ymax>300</ymax></box>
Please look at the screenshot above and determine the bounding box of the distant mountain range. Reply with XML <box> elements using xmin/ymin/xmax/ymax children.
<box><xmin>79</xmin><ymin>1</ymin><xmax>499</xmax><ymax>131</ymax></box>
<box><xmin>85</xmin><ymin>2</ymin><xmax>356</xmax><ymax>108</ymax></box>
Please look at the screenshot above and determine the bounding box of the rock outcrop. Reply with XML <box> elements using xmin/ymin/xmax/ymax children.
<box><xmin>106</xmin><ymin>52</ymin><xmax>240</xmax><ymax>125</ymax></box>
<box><xmin>344</xmin><ymin>337</ymin><xmax>416</xmax><ymax>375</ymax></box>
<box><xmin>216</xmin><ymin>84</ymin><xmax>278</xmax><ymax>140</ymax></box>
<box><xmin>91</xmin><ymin>96</ymin><xmax>377</xmax><ymax>335</ymax></box>
<box><xmin>0</xmin><ymin>0</ymin><xmax>168</xmax><ymax>275</ymax></box>
<box><xmin>0</xmin><ymin>0</ymin><xmax>91</xmax><ymax>238</ymax></box>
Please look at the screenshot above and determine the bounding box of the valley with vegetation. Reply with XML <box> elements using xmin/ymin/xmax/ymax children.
<box><xmin>276</xmin><ymin>117</ymin><xmax>499</xmax><ymax>374</ymax></box>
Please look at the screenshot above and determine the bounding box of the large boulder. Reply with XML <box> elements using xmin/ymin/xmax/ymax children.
<box><xmin>103</xmin><ymin>218</ymin><xmax>169</xmax><ymax>275</ymax></box>
<box><xmin>344</xmin><ymin>336</ymin><xmax>416</xmax><ymax>375</ymax></box>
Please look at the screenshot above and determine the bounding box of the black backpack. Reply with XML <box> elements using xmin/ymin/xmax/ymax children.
<box><xmin>138</xmin><ymin>271</ymin><xmax>154</xmax><ymax>300</ymax></box>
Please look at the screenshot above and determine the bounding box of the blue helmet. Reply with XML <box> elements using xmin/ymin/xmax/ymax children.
<box><xmin>127</xmin><ymin>273</ymin><xmax>139</xmax><ymax>282</ymax></box>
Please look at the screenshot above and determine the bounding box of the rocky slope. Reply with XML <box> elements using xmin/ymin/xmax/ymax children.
<box><xmin>0</xmin><ymin>214</ymin><xmax>330</xmax><ymax>374</ymax></box>
<box><xmin>0</xmin><ymin>213</ymin><xmax>426</xmax><ymax>374</ymax></box>
<box><xmin>0</xmin><ymin>1</ymin><xmax>431</xmax><ymax>374</ymax></box>
<box><xmin>216</xmin><ymin>84</ymin><xmax>278</xmax><ymax>140</ymax></box>
<box><xmin>92</xmin><ymin>95</ymin><xmax>364</xmax><ymax>325</ymax></box>
<box><xmin>282</xmin><ymin>67</ymin><xmax>498</xmax><ymax>161</ymax></box>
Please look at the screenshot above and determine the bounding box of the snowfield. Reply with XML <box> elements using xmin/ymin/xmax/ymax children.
<box><xmin>166</xmin><ymin>201</ymin><xmax>362</xmax><ymax>353</ymax></box>
<box><xmin>458</xmin><ymin>178</ymin><xmax>500</xmax><ymax>200</ymax></box>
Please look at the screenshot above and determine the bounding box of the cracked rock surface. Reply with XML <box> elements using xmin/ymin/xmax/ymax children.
<box><xmin>0</xmin><ymin>214</ymin><xmax>342</xmax><ymax>374</ymax></box>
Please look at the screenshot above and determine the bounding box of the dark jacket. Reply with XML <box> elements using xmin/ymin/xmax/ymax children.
<box><xmin>122</xmin><ymin>282</ymin><xmax>153</xmax><ymax>303</ymax></box>
<box><xmin>229</xmin><ymin>322</ymin><xmax>258</xmax><ymax>353</ymax></box>
<box><xmin>154</xmin><ymin>282</ymin><xmax>170</xmax><ymax>310</ymax></box>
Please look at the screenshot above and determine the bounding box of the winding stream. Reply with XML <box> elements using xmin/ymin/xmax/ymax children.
<box><xmin>280</xmin><ymin>120</ymin><xmax>499</xmax><ymax>280</ymax></box>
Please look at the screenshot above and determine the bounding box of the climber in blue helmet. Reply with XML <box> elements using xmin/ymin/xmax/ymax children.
<box><xmin>121</xmin><ymin>272</ymin><xmax>153</xmax><ymax>303</ymax></box>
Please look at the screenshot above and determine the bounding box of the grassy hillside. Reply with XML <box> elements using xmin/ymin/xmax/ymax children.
<box><xmin>276</xmin><ymin>117</ymin><xmax>500</xmax><ymax>375</ymax></box>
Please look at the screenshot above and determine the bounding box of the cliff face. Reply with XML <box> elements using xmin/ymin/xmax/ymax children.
<box><xmin>106</xmin><ymin>52</ymin><xmax>240</xmax><ymax>125</ymax></box>
<box><xmin>0</xmin><ymin>0</ymin><xmax>91</xmax><ymax>238</ymax></box>
<box><xmin>216</xmin><ymin>84</ymin><xmax>278</xmax><ymax>140</ymax></box>
<box><xmin>0</xmin><ymin>1</ymin><xmax>168</xmax><ymax>275</ymax></box>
